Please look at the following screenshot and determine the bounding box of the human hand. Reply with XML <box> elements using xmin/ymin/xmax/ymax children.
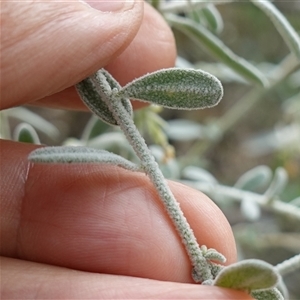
<box><xmin>1</xmin><ymin>1</ymin><xmax>251</xmax><ymax>298</ymax></box>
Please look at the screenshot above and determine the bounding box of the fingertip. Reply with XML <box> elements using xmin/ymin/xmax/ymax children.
<box><xmin>1</xmin><ymin>257</ymin><xmax>253</xmax><ymax>299</ymax></box>
<box><xmin>106</xmin><ymin>2</ymin><xmax>177</xmax><ymax>86</ymax></box>
<box><xmin>1</xmin><ymin>0</ymin><xmax>144</xmax><ymax>109</ymax></box>
<box><xmin>35</xmin><ymin>1</ymin><xmax>176</xmax><ymax>111</ymax></box>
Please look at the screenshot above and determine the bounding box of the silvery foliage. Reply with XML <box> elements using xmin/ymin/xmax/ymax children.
<box><xmin>29</xmin><ymin>67</ymin><xmax>285</xmax><ymax>298</ymax></box>
<box><xmin>28</xmin><ymin>146</ymin><xmax>140</xmax><ymax>172</ymax></box>
<box><xmin>30</xmin><ymin>67</ymin><xmax>226</xmax><ymax>284</ymax></box>
<box><xmin>25</xmin><ymin>0</ymin><xmax>300</xmax><ymax>298</ymax></box>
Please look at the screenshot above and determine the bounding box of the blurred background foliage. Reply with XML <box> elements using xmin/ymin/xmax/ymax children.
<box><xmin>1</xmin><ymin>0</ymin><xmax>299</xmax><ymax>298</ymax></box>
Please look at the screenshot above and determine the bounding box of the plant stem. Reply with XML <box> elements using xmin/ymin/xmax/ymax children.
<box><xmin>275</xmin><ymin>253</ymin><xmax>300</xmax><ymax>276</ymax></box>
<box><xmin>181</xmin><ymin>180</ymin><xmax>300</xmax><ymax>221</ymax></box>
<box><xmin>99</xmin><ymin>85</ymin><xmax>216</xmax><ymax>282</ymax></box>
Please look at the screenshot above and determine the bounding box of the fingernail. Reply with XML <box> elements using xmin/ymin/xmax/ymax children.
<box><xmin>85</xmin><ymin>0</ymin><xmax>135</xmax><ymax>12</ymax></box>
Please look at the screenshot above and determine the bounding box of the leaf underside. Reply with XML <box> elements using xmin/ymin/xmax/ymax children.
<box><xmin>76</xmin><ymin>77</ymin><xmax>117</xmax><ymax>125</ymax></box>
<box><xmin>28</xmin><ymin>146</ymin><xmax>140</xmax><ymax>172</ymax></box>
<box><xmin>76</xmin><ymin>69</ymin><xmax>132</xmax><ymax>126</ymax></box>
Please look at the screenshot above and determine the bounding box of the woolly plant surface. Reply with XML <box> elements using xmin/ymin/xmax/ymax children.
<box><xmin>117</xmin><ymin>68</ymin><xmax>223</xmax><ymax>110</ymax></box>
<box><xmin>214</xmin><ymin>259</ymin><xmax>279</xmax><ymax>291</ymax></box>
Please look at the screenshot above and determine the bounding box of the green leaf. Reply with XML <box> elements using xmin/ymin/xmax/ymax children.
<box><xmin>14</xmin><ymin>123</ymin><xmax>40</xmax><ymax>144</ymax></box>
<box><xmin>28</xmin><ymin>146</ymin><xmax>140</xmax><ymax>172</ymax></box>
<box><xmin>76</xmin><ymin>76</ymin><xmax>116</xmax><ymax>125</ymax></box>
<box><xmin>264</xmin><ymin>167</ymin><xmax>288</xmax><ymax>201</ymax></box>
<box><xmin>76</xmin><ymin>69</ymin><xmax>132</xmax><ymax>126</ymax></box>
<box><xmin>234</xmin><ymin>165</ymin><xmax>272</xmax><ymax>192</ymax></box>
<box><xmin>182</xmin><ymin>166</ymin><xmax>218</xmax><ymax>184</ymax></box>
<box><xmin>166</xmin><ymin>14</ymin><xmax>269</xmax><ymax>87</ymax></box>
<box><xmin>199</xmin><ymin>4</ymin><xmax>223</xmax><ymax>35</ymax></box>
<box><xmin>214</xmin><ymin>259</ymin><xmax>280</xmax><ymax>291</ymax></box>
<box><xmin>250</xmin><ymin>0</ymin><xmax>300</xmax><ymax>61</ymax></box>
<box><xmin>203</xmin><ymin>248</ymin><xmax>226</xmax><ymax>263</ymax></box>
<box><xmin>251</xmin><ymin>288</ymin><xmax>284</xmax><ymax>300</ymax></box>
<box><xmin>117</xmin><ymin>68</ymin><xmax>223</xmax><ymax>110</ymax></box>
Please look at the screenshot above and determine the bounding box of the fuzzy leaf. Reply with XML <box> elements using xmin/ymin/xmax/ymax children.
<box><xmin>214</xmin><ymin>259</ymin><xmax>280</xmax><ymax>291</ymax></box>
<box><xmin>251</xmin><ymin>288</ymin><xmax>284</xmax><ymax>300</ymax></box>
<box><xmin>234</xmin><ymin>165</ymin><xmax>272</xmax><ymax>192</ymax></box>
<box><xmin>76</xmin><ymin>76</ymin><xmax>116</xmax><ymax>125</ymax></box>
<box><xmin>117</xmin><ymin>68</ymin><xmax>223</xmax><ymax>110</ymax></box>
<box><xmin>28</xmin><ymin>146</ymin><xmax>140</xmax><ymax>172</ymax></box>
<box><xmin>76</xmin><ymin>70</ymin><xmax>132</xmax><ymax>126</ymax></box>
<box><xmin>203</xmin><ymin>248</ymin><xmax>226</xmax><ymax>263</ymax></box>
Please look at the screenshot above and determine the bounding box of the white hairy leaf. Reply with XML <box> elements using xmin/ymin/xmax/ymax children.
<box><xmin>251</xmin><ymin>287</ymin><xmax>284</xmax><ymax>300</ymax></box>
<box><xmin>28</xmin><ymin>146</ymin><xmax>140</xmax><ymax>172</ymax></box>
<box><xmin>76</xmin><ymin>69</ymin><xmax>132</xmax><ymax>126</ymax></box>
<box><xmin>214</xmin><ymin>259</ymin><xmax>280</xmax><ymax>291</ymax></box>
<box><xmin>203</xmin><ymin>248</ymin><xmax>226</xmax><ymax>263</ymax></box>
<box><xmin>117</xmin><ymin>68</ymin><xmax>223</xmax><ymax>110</ymax></box>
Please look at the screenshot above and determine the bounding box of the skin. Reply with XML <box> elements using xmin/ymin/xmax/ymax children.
<box><xmin>0</xmin><ymin>0</ymin><xmax>252</xmax><ymax>298</ymax></box>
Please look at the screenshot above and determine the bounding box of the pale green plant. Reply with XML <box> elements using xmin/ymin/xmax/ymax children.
<box><xmin>17</xmin><ymin>0</ymin><xmax>300</xmax><ymax>299</ymax></box>
<box><xmin>28</xmin><ymin>66</ymin><xmax>288</xmax><ymax>299</ymax></box>
<box><xmin>29</xmin><ymin>67</ymin><xmax>226</xmax><ymax>283</ymax></box>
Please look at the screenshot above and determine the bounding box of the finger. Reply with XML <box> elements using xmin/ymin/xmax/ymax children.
<box><xmin>1</xmin><ymin>1</ymin><xmax>176</xmax><ymax>111</ymax></box>
<box><xmin>1</xmin><ymin>140</ymin><xmax>236</xmax><ymax>284</ymax></box>
<box><xmin>36</xmin><ymin>2</ymin><xmax>176</xmax><ymax>111</ymax></box>
<box><xmin>1</xmin><ymin>257</ymin><xmax>252</xmax><ymax>299</ymax></box>
<box><xmin>1</xmin><ymin>0</ymin><xmax>143</xmax><ymax>110</ymax></box>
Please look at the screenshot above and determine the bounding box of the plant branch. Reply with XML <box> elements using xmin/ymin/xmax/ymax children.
<box><xmin>181</xmin><ymin>180</ymin><xmax>300</xmax><ymax>221</ymax></box>
<box><xmin>92</xmin><ymin>73</ymin><xmax>222</xmax><ymax>282</ymax></box>
<box><xmin>275</xmin><ymin>253</ymin><xmax>300</xmax><ymax>277</ymax></box>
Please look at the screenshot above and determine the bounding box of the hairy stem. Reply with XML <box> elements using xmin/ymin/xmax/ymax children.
<box><xmin>275</xmin><ymin>253</ymin><xmax>300</xmax><ymax>276</ymax></box>
<box><xmin>96</xmin><ymin>83</ymin><xmax>216</xmax><ymax>282</ymax></box>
